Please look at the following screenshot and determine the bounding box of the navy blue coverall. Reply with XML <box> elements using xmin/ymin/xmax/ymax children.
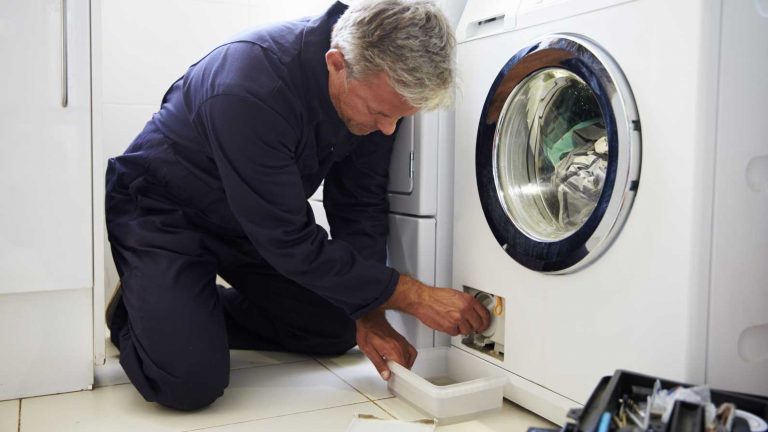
<box><xmin>105</xmin><ymin>2</ymin><xmax>400</xmax><ymax>410</ymax></box>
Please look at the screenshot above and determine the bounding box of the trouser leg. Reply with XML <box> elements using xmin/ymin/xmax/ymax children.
<box><xmin>218</xmin><ymin>267</ymin><xmax>356</xmax><ymax>356</ymax></box>
<box><xmin>110</xmin><ymin>242</ymin><xmax>229</xmax><ymax>411</ymax></box>
<box><xmin>107</xmin><ymin>171</ymin><xmax>229</xmax><ymax>411</ymax></box>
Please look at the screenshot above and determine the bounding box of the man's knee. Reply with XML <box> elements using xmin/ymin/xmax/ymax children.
<box><xmin>120</xmin><ymin>333</ymin><xmax>231</xmax><ymax>411</ymax></box>
<box><xmin>153</xmin><ymin>365</ymin><xmax>229</xmax><ymax>411</ymax></box>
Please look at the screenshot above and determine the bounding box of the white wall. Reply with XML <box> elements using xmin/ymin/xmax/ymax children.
<box><xmin>100</xmin><ymin>0</ymin><xmax>332</xmax><ymax>163</ymax></box>
<box><xmin>94</xmin><ymin>0</ymin><xmax>338</xmax><ymax>362</ymax></box>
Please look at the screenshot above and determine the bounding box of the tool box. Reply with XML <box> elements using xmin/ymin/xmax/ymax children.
<box><xmin>528</xmin><ymin>370</ymin><xmax>768</xmax><ymax>432</ymax></box>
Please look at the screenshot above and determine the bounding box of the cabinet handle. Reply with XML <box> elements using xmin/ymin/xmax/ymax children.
<box><xmin>61</xmin><ymin>0</ymin><xmax>68</xmax><ymax>107</ymax></box>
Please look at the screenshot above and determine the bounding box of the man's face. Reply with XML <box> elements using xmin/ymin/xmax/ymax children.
<box><xmin>326</xmin><ymin>52</ymin><xmax>418</xmax><ymax>136</ymax></box>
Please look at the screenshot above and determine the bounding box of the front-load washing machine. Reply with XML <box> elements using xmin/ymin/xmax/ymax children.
<box><xmin>452</xmin><ymin>0</ymin><xmax>768</xmax><ymax>424</ymax></box>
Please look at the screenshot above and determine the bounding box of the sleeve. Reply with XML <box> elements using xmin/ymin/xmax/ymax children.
<box><xmin>322</xmin><ymin>131</ymin><xmax>396</xmax><ymax>264</ymax></box>
<box><xmin>195</xmin><ymin>92</ymin><xmax>399</xmax><ymax>318</ymax></box>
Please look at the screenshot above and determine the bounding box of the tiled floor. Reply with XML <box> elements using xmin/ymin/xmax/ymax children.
<box><xmin>0</xmin><ymin>400</ymin><xmax>19</xmax><ymax>432</ymax></box>
<box><xmin>5</xmin><ymin>347</ymin><xmax>556</xmax><ymax>432</ymax></box>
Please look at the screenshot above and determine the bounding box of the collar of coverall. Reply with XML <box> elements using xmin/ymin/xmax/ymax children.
<box><xmin>299</xmin><ymin>1</ymin><xmax>349</xmax><ymax>127</ymax></box>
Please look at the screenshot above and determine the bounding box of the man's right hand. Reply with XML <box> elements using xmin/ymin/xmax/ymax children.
<box><xmin>382</xmin><ymin>275</ymin><xmax>491</xmax><ymax>336</ymax></box>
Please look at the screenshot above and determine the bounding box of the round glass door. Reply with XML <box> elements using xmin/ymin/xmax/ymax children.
<box><xmin>495</xmin><ymin>68</ymin><xmax>607</xmax><ymax>242</ymax></box>
<box><xmin>476</xmin><ymin>35</ymin><xmax>641</xmax><ymax>273</ymax></box>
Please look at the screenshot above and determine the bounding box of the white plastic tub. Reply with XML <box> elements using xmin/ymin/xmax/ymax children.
<box><xmin>387</xmin><ymin>346</ymin><xmax>507</xmax><ymax>422</ymax></box>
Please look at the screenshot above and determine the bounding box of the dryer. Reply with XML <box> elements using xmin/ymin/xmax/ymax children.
<box><xmin>452</xmin><ymin>0</ymin><xmax>768</xmax><ymax>424</ymax></box>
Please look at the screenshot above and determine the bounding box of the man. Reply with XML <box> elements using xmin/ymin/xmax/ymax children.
<box><xmin>106</xmin><ymin>0</ymin><xmax>490</xmax><ymax>411</ymax></box>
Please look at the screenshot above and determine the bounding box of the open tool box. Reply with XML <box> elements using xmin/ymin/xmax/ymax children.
<box><xmin>528</xmin><ymin>370</ymin><xmax>768</xmax><ymax>432</ymax></box>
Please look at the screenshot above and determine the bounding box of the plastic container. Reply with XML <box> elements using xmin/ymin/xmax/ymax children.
<box><xmin>387</xmin><ymin>346</ymin><xmax>507</xmax><ymax>422</ymax></box>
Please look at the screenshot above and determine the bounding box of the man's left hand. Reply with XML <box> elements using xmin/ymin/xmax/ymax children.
<box><xmin>355</xmin><ymin>309</ymin><xmax>417</xmax><ymax>381</ymax></box>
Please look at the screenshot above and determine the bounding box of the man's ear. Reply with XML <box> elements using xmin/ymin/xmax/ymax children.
<box><xmin>325</xmin><ymin>49</ymin><xmax>347</xmax><ymax>75</ymax></box>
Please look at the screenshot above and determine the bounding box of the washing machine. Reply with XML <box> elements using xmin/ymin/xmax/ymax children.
<box><xmin>452</xmin><ymin>0</ymin><xmax>768</xmax><ymax>424</ymax></box>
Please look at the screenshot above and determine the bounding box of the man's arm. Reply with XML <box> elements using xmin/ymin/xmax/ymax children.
<box><xmin>197</xmin><ymin>93</ymin><xmax>398</xmax><ymax>319</ymax></box>
<box><xmin>383</xmin><ymin>275</ymin><xmax>490</xmax><ymax>337</ymax></box>
<box><xmin>323</xmin><ymin>130</ymin><xmax>489</xmax><ymax>378</ymax></box>
<box><xmin>323</xmin><ymin>130</ymin><xmax>490</xmax><ymax>335</ymax></box>
<box><xmin>322</xmin><ymin>131</ymin><xmax>394</xmax><ymax>264</ymax></box>
<box><xmin>323</xmin><ymin>130</ymin><xmax>416</xmax><ymax>379</ymax></box>
<box><xmin>355</xmin><ymin>308</ymin><xmax>417</xmax><ymax>380</ymax></box>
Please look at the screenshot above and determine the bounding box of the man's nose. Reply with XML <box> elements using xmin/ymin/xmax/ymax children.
<box><xmin>377</xmin><ymin>118</ymin><xmax>398</xmax><ymax>136</ymax></box>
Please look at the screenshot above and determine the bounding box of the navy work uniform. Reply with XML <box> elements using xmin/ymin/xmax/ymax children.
<box><xmin>105</xmin><ymin>2</ymin><xmax>400</xmax><ymax>410</ymax></box>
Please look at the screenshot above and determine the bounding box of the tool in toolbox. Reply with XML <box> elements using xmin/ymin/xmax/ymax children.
<box><xmin>528</xmin><ymin>370</ymin><xmax>768</xmax><ymax>432</ymax></box>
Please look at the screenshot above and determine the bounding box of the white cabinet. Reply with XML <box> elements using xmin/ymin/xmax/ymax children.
<box><xmin>0</xmin><ymin>0</ymin><xmax>93</xmax><ymax>399</ymax></box>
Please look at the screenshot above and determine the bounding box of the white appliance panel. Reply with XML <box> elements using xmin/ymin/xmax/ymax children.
<box><xmin>516</xmin><ymin>0</ymin><xmax>634</xmax><ymax>30</ymax></box>
<box><xmin>456</xmin><ymin>0</ymin><xmax>518</xmax><ymax>42</ymax></box>
<box><xmin>388</xmin><ymin>116</ymin><xmax>415</xmax><ymax>196</ymax></box>
<box><xmin>388</xmin><ymin>112</ymin><xmax>440</xmax><ymax>217</ymax></box>
<box><xmin>386</xmin><ymin>215</ymin><xmax>437</xmax><ymax>348</ymax></box>
<box><xmin>309</xmin><ymin>199</ymin><xmax>330</xmax><ymax>235</ymax></box>
<box><xmin>454</xmin><ymin>0</ymin><xmax>723</xmax><ymax>416</ymax></box>
<box><xmin>387</xmin><ymin>215</ymin><xmax>437</xmax><ymax>285</ymax></box>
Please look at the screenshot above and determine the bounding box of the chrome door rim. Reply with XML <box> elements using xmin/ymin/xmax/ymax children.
<box><xmin>475</xmin><ymin>33</ymin><xmax>641</xmax><ymax>274</ymax></box>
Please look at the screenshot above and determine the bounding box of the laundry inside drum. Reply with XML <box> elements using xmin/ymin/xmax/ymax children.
<box><xmin>494</xmin><ymin>68</ymin><xmax>608</xmax><ymax>242</ymax></box>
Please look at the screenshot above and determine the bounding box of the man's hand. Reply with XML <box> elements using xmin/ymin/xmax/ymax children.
<box><xmin>382</xmin><ymin>275</ymin><xmax>491</xmax><ymax>336</ymax></box>
<box><xmin>356</xmin><ymin>309</ymin><xmax>417</xmax><ymax>381</ymax></box>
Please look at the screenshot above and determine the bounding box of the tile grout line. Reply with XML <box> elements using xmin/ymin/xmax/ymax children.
<box><xmin>95</xmin><ymin>354</ymin><xmax>312</xmax><ymax>389</ymax></box>
<box><xmin>312</xmin><ymin>356</ymin><xmax>400</xmax><ymax>421</ymax></box>
<box><xmin>183</xmin><ymin>357</ymin><xmax>387</xmax><ymax>432</ymax></box>
<box><xmin>39</xmin><ymin>358</ymin><xmax>318</xmax><ymax>396</ymax></box>
<box><xmin>16</xmin><ymin>399</ymin><xmax>21</xmax><ymax>432</ymax></box>
<box><xmin>370</xmin><ymin>398</ymin><xmax>402</xmax><ymax>421</ymax></box>
<box><xmin>229</xmin><ymin>356</ymin><xmax>310</xmax><ymax>371</ymax></box>
<box><xmin>179</xmin><ymin>400</ymin><xmax>377</xmax><ymax>432</ymax></box>
<box><xmin>312</xmin><ymin>356</ymin><xmax>397</xmax><ymax>403</ymax></box>
<box><xmin>312</xmin><ymin>357</ymin><xmax>376</xmax><ymax>403</ymax></box>
<box><xmin>230</xmin><ymin>358</ymin><xmax>316</xmax><ymax>372</ymax></box>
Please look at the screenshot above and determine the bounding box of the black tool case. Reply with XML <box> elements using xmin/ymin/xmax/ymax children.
<box><xmin>528</xmin><ymin>370</ymin><xmax>768</xmax><ymax>432</ymax></box>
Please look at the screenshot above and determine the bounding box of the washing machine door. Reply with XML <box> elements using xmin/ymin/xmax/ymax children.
<box><xmin>476</xmin><ymin>34</ymin><xmax>641</xmax><ymax>273</ymax></box>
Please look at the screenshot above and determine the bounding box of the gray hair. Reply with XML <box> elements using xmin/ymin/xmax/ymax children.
<box><xmin>331</xmin><ymin>0</ymin><xmax>456</xmax><ymax>110</ymax></box>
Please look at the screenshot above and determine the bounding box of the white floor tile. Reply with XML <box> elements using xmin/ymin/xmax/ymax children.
<box><xmin>229</xmin><ymin>350</ymin><xmax>309</xmax><ymax>370</ymax></box>
<box><xmin>317</xmin><ymin>348</ymin><xmax>393</xmax><ymax>400</ymax></box>
<box><xmin>374</xmin><ymin>398</ymin><xmax>556</xmax><ymax>432</ymax></box>
<box><xmin>0</xmin><ymin>400</ymin><xmax>19</xmax><ymax>432</ymax></box>
<box><xmin>21</xmin><ymin>360</ymin><xmax>366</xmax><ymax>432</ymax></box>
<box><xmin>318</xmin><ymin>350</ymin><xmax>557</xmax><ymax>430</ymax></box>
<box><xmin>96</xmin><ymin>342</ymin><xmax>310</xmax><ymax>388</ymax></box>
<box><xmin>371</xmin><ymin>395</ymin><xmax>436</xmax><ymax>422</ymax></box>
<box><xmin>184</xmin><ymin>401</ymin><xmax>391</xmax><ymax>432</ymax></box>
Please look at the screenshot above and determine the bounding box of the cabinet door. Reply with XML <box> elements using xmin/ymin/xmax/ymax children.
<box><xmin>0</xmin><ymin>0</ymin><xmax>93</xmax><ymax>399</ymax></box>
<box><xmin>0</xmin><ymin>0</ymin><xmax>92</xmax><ymax>294</ymax></box>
